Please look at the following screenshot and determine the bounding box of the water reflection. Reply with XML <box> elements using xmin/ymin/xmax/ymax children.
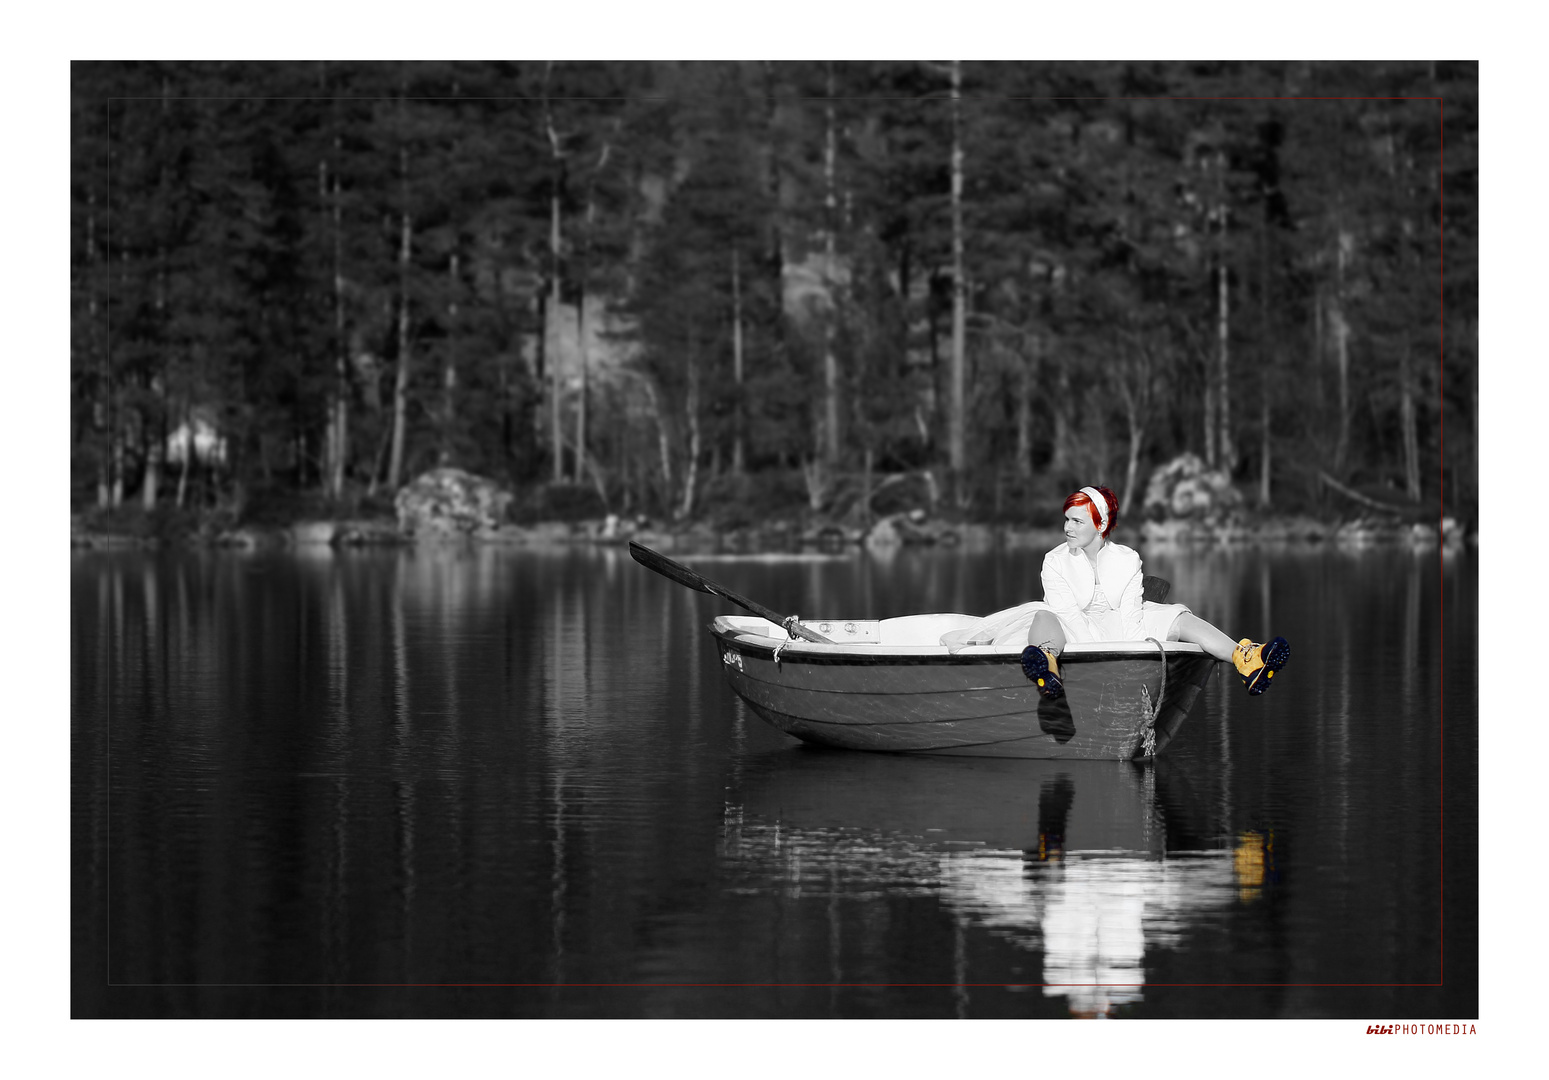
<box><xmin>723</xmin><ymin>750</ymin><xmax>1271</xmax><ymax>1015</ymax></box>
<box><xmin>71</xmin><ymin>543</ymin><xmax>1474</xmax><ymax>1017</ymax></box>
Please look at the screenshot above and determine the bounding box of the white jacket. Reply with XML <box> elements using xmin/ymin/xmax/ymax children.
<box><xmin>1040</xmin><ymin>540</ymin><xmax>1146</xmax><ymax>642</ymax></box>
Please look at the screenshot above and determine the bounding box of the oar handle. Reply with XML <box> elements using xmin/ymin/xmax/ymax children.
<box><xmin>628</xmin><ymin>542</ymin><xmax>833</xmax><ymax>643</ymax></box>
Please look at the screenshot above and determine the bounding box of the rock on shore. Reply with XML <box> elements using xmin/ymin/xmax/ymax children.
<box><xmin>395</xmin><ymin>468</ymin><xmax>512</xmax><ymax>540</ymax></box>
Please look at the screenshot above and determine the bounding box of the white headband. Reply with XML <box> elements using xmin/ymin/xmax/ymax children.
<box><xmin>1079</xmin><ymin>487</ymin><xmax>1110</xmax><ymax>534</ymax></box>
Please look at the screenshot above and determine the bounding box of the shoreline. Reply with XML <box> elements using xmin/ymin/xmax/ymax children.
<box><xmin>70</xmin><ymin>510</ymin><xmax>1471</xmax><ymax>554</ymax></box>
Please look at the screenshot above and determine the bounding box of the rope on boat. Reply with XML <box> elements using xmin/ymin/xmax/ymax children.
<box><xmin>1141</xmin><ymin>637</ymin><xmax>1168</xmax><ymax>722</ymax></box>
<box><xmin>1138</xmin><ymin>637</ymin><xmax>1168</xmax><ymax>757</ymax></box>
<box><xmin>773</xmin><ymin>615</ymin><xmax>803</xmax><ymax>665</ymax></box>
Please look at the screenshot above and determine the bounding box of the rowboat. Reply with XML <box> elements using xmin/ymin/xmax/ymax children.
<box><xmin>710</xmin><ymin>614</ymin><xmax>1217</xmax><ymax>760</ymax></box>
<box><xmin>628</xmin><ymin>541</ymin><xmax>1219</xmax><ymax>761</ymax></box>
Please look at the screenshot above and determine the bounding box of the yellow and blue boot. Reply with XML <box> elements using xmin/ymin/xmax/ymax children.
<box><xmin>1233</xmin><ymin>636</ymin><xmax>1290</xmax><ymax>696</ymax></box>
<box><xmin>1020</xmin><ymin>645</ymin><xmax>1064</xmax><ymax>699</ymax></box>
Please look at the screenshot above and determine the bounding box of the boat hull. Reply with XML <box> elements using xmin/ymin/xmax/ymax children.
<box><xmin>711</xmin><ymin>616</ymin><xmax>1217</xmax><ymax>760</ymax></box>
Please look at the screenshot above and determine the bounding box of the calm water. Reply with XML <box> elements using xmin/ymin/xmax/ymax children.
<box><xmin>71</xmin><ymin>541</ymin><xmax>1477</xmax><ymax>1018</ymax></box>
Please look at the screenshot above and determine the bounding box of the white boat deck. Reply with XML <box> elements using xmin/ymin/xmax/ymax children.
<box><xmin>713</xmin><ymin>614</ymin><xmax>1207</xmax><ymax>657</ymax></box>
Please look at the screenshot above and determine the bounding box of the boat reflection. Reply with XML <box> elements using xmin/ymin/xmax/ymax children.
<box><xmin>722</xmin><ymin>749</ymin><xmax>1274</xmax><ymax>1016</ymax></box>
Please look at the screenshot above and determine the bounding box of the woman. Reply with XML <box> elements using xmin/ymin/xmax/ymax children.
<box><xmin>943</xmin><ymin>485</ymin><xmax>1288</xmax><ymax>700</ymax></box>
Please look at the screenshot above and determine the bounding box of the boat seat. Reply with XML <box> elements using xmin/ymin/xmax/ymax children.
<box><xmin>1143</xmin><ymin>575</ymin><xmax>1171</xmax><ymax>603</ymax></box>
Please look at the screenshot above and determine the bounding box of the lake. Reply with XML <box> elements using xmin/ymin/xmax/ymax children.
<box><xmin>70</xmin><ymin>540</ymin><xmax>1477</xmax><ymax>1018</ymax></box>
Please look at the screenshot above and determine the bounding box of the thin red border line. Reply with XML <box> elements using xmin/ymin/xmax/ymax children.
<box><xmin>93</xmin><ymin>88</ymin><xmax>1449</xmax><ymax>997</ymax></box>
<box><xmin>102</xmin><ymin>95</ymin><xmax>1442</xmax><ymax>103</ymax></box>
<box><xmin>1437</xmin><ymin>95</ymin><xmax>1445</xmax><ymax>988</ymax></box>
<box><xmin>102</xmin><ymin>94</ymin><xmax>114</xmax><ymax>998</ymax></box>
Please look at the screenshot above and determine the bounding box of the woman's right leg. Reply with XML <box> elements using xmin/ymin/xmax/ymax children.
<box><xmin>1022</xmin><ymin>610</ymin><xmax>1067</xmax><ymax>697</ymax></box>
<box><xmin>1027</xmin><ymin>610</ymin><xmax>1067</xmax><ymax>654</ymax></box>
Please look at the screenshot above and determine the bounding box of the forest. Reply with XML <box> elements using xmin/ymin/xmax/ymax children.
<box><xmin>69</xmin><ymin>60</ymin><xmax>1477</xmax><ymax>534</ymax></box>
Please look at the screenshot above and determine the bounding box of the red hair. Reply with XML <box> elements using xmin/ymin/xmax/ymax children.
<box><xmin>1063</xmin><ymin>486</ymin><xmax>1119</xmax><ymax>538</ymax></box>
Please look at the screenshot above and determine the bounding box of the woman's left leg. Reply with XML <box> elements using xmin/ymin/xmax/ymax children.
<box><xmin>1174</xmin><ymin>612</ymin><xmax>1290</xmax><ymax>696</ymax></box>
<box><xmin>1172</xmin><ymin>612</ymin><xmax>1238</xmax><ymax>662</ymax></box>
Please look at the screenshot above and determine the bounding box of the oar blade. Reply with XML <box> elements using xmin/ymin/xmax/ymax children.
<box><xmin>628</xmin><ymin>540</ymin><xmax>712</xmax><ymax>595</ymax></box>
<box><xmin>626</xmin><ymin>541</ymin><xmax>833</xmax><ymax>644</ymax></box>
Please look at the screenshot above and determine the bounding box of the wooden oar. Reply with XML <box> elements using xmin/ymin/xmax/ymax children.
<box><xmin>628</xmin><ymin>541</ymin><xmax>834</xmax><ymax>643</ymax></box>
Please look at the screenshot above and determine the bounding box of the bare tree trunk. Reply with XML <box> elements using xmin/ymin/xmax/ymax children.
<box><xmin>142</xmin><ymin>416</ymin><xmax>162</xmax><ymax>510</ymax></box>
<box><xmin>143</xmin><ymin>384</ymin><xmax>163</xmax><ymax>512</ymax></box>
<box><xmin>947</xmin><ymin>59</ymin><xmax>967</xmax><ymax>476</ymax></box>
<box><xmin>1216</xmin><ymin>257</ymin><xmax>1234</xmax><ymax>472</ymax></box>
<box><xmin>368</xmin><ymin>419</ymin><xmax>392</xmax><ymax>498</ymax></box>
<box><xmin>96</xmin><ymin>451</ymin><xmax>111</xmax><ymax>511</ymax></box>
<box><xmin>111</xmin><ymin>423</ymin><xmax>124</xmax><ymax>508</ymax></box>
<box><xmin>1333</xmin><ymin>229</ymin><xmax>1353</xmax><ymax>472</ymax></box>
<box><xmin>548</xmin><ymin>192</ymin><xmax>564</xmax><ymax>483</ymax></box>
<box><xmin>821</xmin><ymin>67</ymin><xmax>841</xmax><ymax>467</ymax></box>
<box><xmin>144</xmin><ymin>81</ymin><xmax>170</xmax><ymax>513</ymax></box>
<box><xmin>387</xmin><ymin>179</ymin><xmax>412</xmax><ymax>491</ymax></box>
<box><xmin>862</xmin><ymin>447</ymin><xmax>874</xmax><ymax>527</ymax></box>
<box><xmin>574</xmin><ymin>290</ymin><xmax>587</xmax><ymax>485</ymax></box>
<box><xmin>545</xmin><ymin>71</ymin><xmax>567</xmax><ymax>485</ymax></box>
<box><xmin>1202</xmin><ymin>371</ymin><xmax>1216</xmax><ymax>468</ymax></box>
<box><xmin>1258</xmin><ymin>213</ymin><xmax>1272</xmax><ymax>509</ymax></box>
<box><xmin>443</xmin><ymin>253</ymin><xmax>459</xmax><ymax>465</ymax></box>
<box><xmin>801</xmin><ymin>457</ymin><xmax>829</xmax><ymax>513</ymax></box>
<box><xmin>320</xmin><ymin>70</ymin><xmax>349</xmax><ymax>502</ymax></box>
<box><xmin>638</xmin><ymin>376</ymin><xmax>673</xmax><ymax>514</ymax></box>
<box><xmin>1015</xmin><ymin>335</ymin><xmax>1033</xmax><ymax>479</ymax></box>
<box><xmin>1049</xmin><ymin>349</ymin><xmax>1072</xmax><ymax>475</ymax></box>
<box><xmin>570</xmin><ymin>132</ymin><xmax>613</xmax><ymax>489</ymax></box>
<box><xmin>1380</xmin><ymin>127</ymin><xmax>1422</xmax><ymax>505</ymax></box>
<box><xmin>1313</xmin><ymin>287</ymin><xmax>1324</xmax><ymax>409</ymax></box>
<box><xmin>332</xmin><ymin>171</ymin><xmax>349</xmax><ymax>498</ymax></box>
<box><xmin>1401</xmin><ymin>342</ymin><xmax>1420</xmax><ymax>500</ymax></box>
<box><xmin>95</xmin><ymin>389</ymin><xmax>111</xmax><ymax>510</ymax></box>
<box><xmin>110</xmin><ymin>249</ymin><xmax>130</xmax><ymax>508</ymax></box>
<box><xmin>679</xmin><ymin>361</ymin><xmax>701</xmax><ymax>520</ymax></box>
<box><xmin>1120</xmin><ymin>382</ymin><xmax>1143</xmax><ymax>514</ymax></box>
<box><xmin>1257</xmin><ymin>395</ymin><xmax>1271</xmax><ymax>505</ymax></box>
<box><xmin>88</xmin><ymin>182</ymin><xmax>112</xmax><ymax>510</ymax></box>
<box><xmin>732</xmin><ymin>249</ymin><xmax>746</xmax><ymax>475</ymax></box>
<box><xmin>176</xmin><ymin>400</ymin><xmax>191</xmax><ymax>509</ymax></box>
<box><xmin>321</xmin><ymin>156</ymin><xmax>338</xmax><ymax>490</ymax></box>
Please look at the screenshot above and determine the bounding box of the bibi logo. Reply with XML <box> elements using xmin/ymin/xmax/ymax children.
<box><xmin>1365</xmin><ymin>1024</ymin><xmax>1477</xmax><ymax>1035</ymax></box>
<box><xmin>722</xmin><ymin>650</ymin><xmax>743</xmax><ymax>671</ymax></box>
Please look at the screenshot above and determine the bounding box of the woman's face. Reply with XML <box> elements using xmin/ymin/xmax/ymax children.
<box><xmin>1063</xmin><ymin>504</ymin><xmax>1100</xmax><ymax>550</ymax></box>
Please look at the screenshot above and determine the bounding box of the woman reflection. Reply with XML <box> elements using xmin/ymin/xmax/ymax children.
<box><xmin>944</xmin><ymin>485</ymin><xmax>1288</xmax><ymax>699</ymax></box>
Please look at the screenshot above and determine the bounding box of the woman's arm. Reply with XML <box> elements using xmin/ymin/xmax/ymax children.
<box><xmin>1041</xmin><ymin>553</ymin><xmax>1097</xmax><ymax>641</ymax></box>
<box><xmin>1114</xmin><ymin>560</ymin><xmax>1146</xmax><ymax>639</ymax></box>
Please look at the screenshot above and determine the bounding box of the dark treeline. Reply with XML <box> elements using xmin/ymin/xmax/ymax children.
<box><xmin>70</xmin><ymin>60</ymin><xmax>1477</xmax><ymax>528</ymax></box>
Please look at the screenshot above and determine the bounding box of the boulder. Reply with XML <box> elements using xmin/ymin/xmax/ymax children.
<box><xmin>865</xmin><ymin>516</ymin><xmax>902</xmax><ymax>549</ymax></box>
<box><xmin>292</xmin><ymin>521</ymin><xmax>336</xmax><ymax>545</ymax></box>
<box><xmin>1142</xmin><ymin>454</ymin><xmax>1245</xmax><ymax>521</ymax></box>
<box><xmin>395</xmin><ymin>468</ymin><xmax>513</xmax><ymax>540</ymax></box>
<box><xmin>334</xmin><ymin>519</ymin><xmax>404</xmax><ymax>546</ymax></box>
